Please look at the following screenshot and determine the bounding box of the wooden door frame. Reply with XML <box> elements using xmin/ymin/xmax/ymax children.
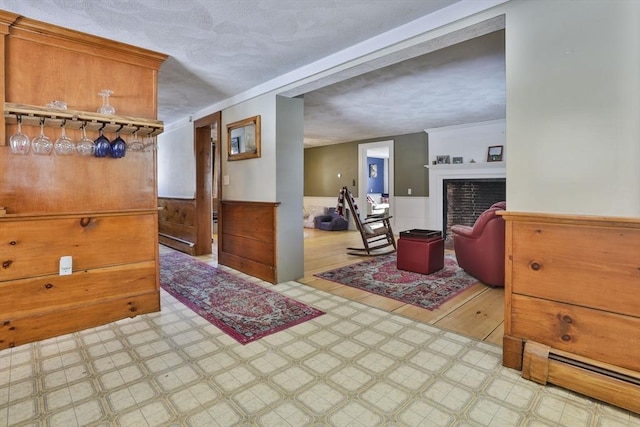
<box><xmin>194</xmin><ymin>112</ymin><xmax>221</xmax><ymax>255</ymax></box>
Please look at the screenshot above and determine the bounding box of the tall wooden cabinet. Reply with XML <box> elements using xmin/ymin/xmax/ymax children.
<box><xmin>500</xmin><ymin>211</ymin><xmax>640</xmax><ymax>414</ymax></box>
<box><xmin>0</xmin><ymin>11</ymin><xmax>167</xmax><ymax>350</ymax></box>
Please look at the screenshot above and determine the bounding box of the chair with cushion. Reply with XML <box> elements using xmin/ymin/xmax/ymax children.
<box><xmin>315</xmin><ymin>207</ymin><xmax>349</xmax><ymax>231</ymax></box>
<box><xmin>338</xmin><ymin>186</ymin><xmax>396</xmax><ymax>256</ymax></box>
<box><xmin>451</xmin><ymin>201</ymin><xmax>506</xmax><ymax>287</ymax></box>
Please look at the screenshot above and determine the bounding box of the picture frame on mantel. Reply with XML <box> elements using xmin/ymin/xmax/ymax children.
<box><xmin>487</xmin><ymin>145</ymin><xmax>503</xmax><ymax>162</ymax></box>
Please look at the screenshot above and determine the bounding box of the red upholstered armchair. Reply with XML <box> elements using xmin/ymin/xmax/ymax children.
<box><xmin>451</xmin><ymin>201</ymin><xmax>506</xmax><ymax>287</ymax></box>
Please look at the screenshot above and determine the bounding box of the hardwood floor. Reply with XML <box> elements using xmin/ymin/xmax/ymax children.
<box><xmin>298</xmin><ymin>228</ymin><xmax>504</xmax><ymax>346</ymax></box>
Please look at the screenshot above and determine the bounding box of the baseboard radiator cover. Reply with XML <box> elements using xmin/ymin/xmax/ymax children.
<box><xmin>522</xmin><ymin>341</ymin><xmax>640</xmax><ymax>414</ymax></box>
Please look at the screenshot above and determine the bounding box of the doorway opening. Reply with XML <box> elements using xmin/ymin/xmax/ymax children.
<box><xmin>358</xmin><ymin>140</ymin><xmax>394</xmax><ymax>227</ymax></box>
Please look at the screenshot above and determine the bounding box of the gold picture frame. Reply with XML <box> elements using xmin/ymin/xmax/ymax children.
<box><xmin>227</xmin><ymin>115</ymin><xmax>261</xmax><ymax>161</ymax></box>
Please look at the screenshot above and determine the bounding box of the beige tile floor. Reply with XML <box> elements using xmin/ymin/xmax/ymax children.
<box><xmin>1</xmin><ymin>249</ymin><xmax>639</xmax><ymax>426</ymax></box>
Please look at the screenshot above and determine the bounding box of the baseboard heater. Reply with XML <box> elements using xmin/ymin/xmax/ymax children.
<box><xmin>522</xmin><ymin>341</ymin><xmax>640</xmax><ymax>414</ymax></box>
<box><xmin>158</xmin><ymin>232</ymin><xmax>196</xmax><ymax>255</ymax></box>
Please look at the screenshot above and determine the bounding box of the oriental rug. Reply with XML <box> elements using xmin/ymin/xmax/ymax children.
<box><xmin>159</xmin><ymin>251</ymin><xmax>324</xmax><ymax>344</ymax></box>
<box><xmin>315</xmin><ymin>253</ymin><xmax>478</xmax><ymax>310</ymax></box>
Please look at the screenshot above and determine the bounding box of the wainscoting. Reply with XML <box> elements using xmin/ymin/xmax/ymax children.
<box><xmin>219</xmin><ymin>200</ymin><xmax>280</xmax><ymax>283</ymax></box>
<box><xmin>158</xmin><ymin>197</ymin><xmax>197</xmax><ymax>255</ymax></box>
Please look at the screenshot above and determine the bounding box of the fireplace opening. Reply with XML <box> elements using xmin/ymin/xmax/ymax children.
<box><xmin>443</xmin><ymin>178</ymin><xmax>506</xmax><ymax>247</ymax></box>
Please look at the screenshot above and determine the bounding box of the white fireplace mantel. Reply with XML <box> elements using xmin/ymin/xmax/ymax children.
<box><xmin>427</xmin><ymin>162</ymin><xmax>506</xmax><ymax>231</ymax></box>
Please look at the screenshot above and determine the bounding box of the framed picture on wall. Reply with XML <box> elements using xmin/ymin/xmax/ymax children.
<box><xmin>230</xmin><ymin>136</ymin><xmax>240</xmax><ymax>154</ymax></box>
<box><xmin>369</xmin><ymin>163</ymin><xmax>378</xmax><ymax>178</ymax></box>
<box><xmin>487</xmin><ymin>145</ymin><xmax>503</xmax><ymax>162</ymax></box>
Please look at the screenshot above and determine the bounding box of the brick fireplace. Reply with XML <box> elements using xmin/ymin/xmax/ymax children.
<box><xmin>443</xmin><ymin>178</ymin><xmax>506</xmax><ymax>246</ymax></box>
<box><xmin>427</xmin><ymin>162</ymin><xmax>506</xmax><ymax>238</ymax></box>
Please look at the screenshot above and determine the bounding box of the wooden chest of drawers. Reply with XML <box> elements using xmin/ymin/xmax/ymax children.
<box><xmin>500</xmin><ymin>212</ymin><xmax>640</xmax><ymax>413</ymax></box>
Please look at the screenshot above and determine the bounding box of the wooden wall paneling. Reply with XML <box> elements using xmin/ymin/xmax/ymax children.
<box><xmin>219</xmin><ymin>200</ymin><xmax>280</xmax><ymax>283</ymax></box>
<box><xmin>511</xmin><ymin>293</ymin><xmax>640</xmax><ymax>372</ymax></box>
<box><xmin>0</xmin><ymin>12</ymin><xmax>18</xmax><ymax>146</ymax></box>
<box><xmin>0</xmin><ymin>153</ymin><xmax>157</xmax><ymax>215</ymax></box>
<box><xmin>0</xmin><ymin>12</ymin><xmax>166</xmax><ymax>348</ymax></box>
<box><xmin>500</xmin><ymin>211</ymin><xmax>640</xmax><ymax>414</ymax></box>
<box><xmin>157</xmin><ymin>197</ymin><xmax>197</xmax><ymax>255</ymax></box>
<box><xmin>0</xmin><ymin>292</ymin><xmax>160</xmax><ymax>350</ymax></box>
<box><xmin>510</xmin><ymin>221</ymin><xmax>639</xmax><ymax>316</ymax></box>
<box><xmin>6</xmin><ymin>17</ymin><xmax>164</xmax><ymax>115</ymax></box>
<box><xmin>0</xmin><ymin>212</ymin><xmax>157</xmax><ymax>280</ymax></box>
<box><xmin>0</xmin><ymin>261</ymin><xmax>157</xmax><ymax>319</ymax></box>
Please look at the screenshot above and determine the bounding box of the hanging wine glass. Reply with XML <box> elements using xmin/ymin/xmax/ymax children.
<box><xmin>94</xmin><ymin>128</ymin><xmax>111</xmax><ymax>157</ymax></box>
<box><xmin>128</xmin><ymin>130</ymin><xmax>144</xmax><ymax>152</ymax></box>
<box><xmin>75</xmin><ymin>123</ymin><xmax>95</xmax><ymax>156</ymax></box>
<box><xmin>97</xmin><ymin>89</ymin><xmax>116</xmax><ymax>115</ymax></box>
<box><xmin>110</xmin><ymin>131</ymin><xmax>127</xmax><ymax>158</ymax></box>
<box><xmin>9</xmin><ymin>118</ymin><xmax>30</xmax><ymax>155</ymax></box>
<box><xmin>142</xmin><ymin>135</ymin><xmax>157</xmax><ymax>152</ymax></box>
<box><xmin>54</xmin><ymin>121</ymin><xmax>75</xmax><ymax>156</ymax></box>
<box><xmin>32</xmin><ymin>120</ymin><xmax>53</xmax><ymax>155</ymax></box>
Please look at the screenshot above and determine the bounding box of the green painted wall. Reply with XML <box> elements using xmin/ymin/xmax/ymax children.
<box><xmin>394</xmin><ymin>132</ymin><xmax>429</xmax><ymax>197</ymax></box>
<box><xmin>304</xmin><ymin>132</ymin><xmax>429</xmax><ymax>197</ymax></box>
<box><xmin>304</xmin><ymin>141</ymin><xmax>359</xmax><ymax>197</ymax></box>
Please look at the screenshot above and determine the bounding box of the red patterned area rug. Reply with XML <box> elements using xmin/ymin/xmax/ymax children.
<box><xmin>160</xmin><ymin>251</ymin><xmax>324</xmax><ymax>344</ymax></box>
<box><xmin>315</xmin><ymin>253</ymin><xmax>478</xmax><ymax>311</ymax></box>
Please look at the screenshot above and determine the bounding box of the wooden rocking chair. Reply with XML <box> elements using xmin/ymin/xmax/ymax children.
<box><xmin>338</xmin><ymin>186</ymin><xmax>396</xmax><ymax>256</ymax></box>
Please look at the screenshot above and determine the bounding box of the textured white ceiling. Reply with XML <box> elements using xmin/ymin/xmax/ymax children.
<box><xmin>303</xmin><ymin>30</ymin><xmax>505</xmax><ymax>146</ymax></box>
<box><xmin>0</xmin><ymin>0</ymin><xmax>505</xmax><ymax>146</ymax></box>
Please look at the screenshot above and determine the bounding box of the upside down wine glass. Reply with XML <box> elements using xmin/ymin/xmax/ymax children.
<box><xmin>110</xmin><ymin>131</ymin><xmax>126</xmax><ymax>158</ymax></box>
<box><xmin>127</xmin><ymin>131</ymin><xmax>144</xmax><ymax>152</ymax></box>
<box><xmin>76</xmin><ymin>124</ymin><xmax>95</xmax><ymax>156</ymax></box>
<box><xmin>32</xmin><ymin>121</ymin><xmax>53</xmax><ymax>155</ymax></box>
<box><xmin>94</xmin><ymin>129</ymin><xmax>111</xmax><ymax>157</ymax></box>
<box><xmin>54</xmin><ymin>122</ymin><xmax>75</xmax><ymax>156</ymax></box>
<box><xmin>9</xmin><ymin>119</ymin><xmax>30</xmax><ymax>155</ymax></box>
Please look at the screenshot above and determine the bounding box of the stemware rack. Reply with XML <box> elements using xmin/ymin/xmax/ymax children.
<box><xmin>3</xmin><ymin>102</ymin><xmax>164</xmax><ymax>136</ymax></box>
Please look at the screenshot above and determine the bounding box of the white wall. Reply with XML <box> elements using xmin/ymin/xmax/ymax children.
<box><xmin>220</xmin><ymin>94</ymin><xmax>305</xmax><ymax>282</ymax></box>
<box><xmin>157</xmin><ymin>122</ymin><xmax>195</xmax><ymax>198</ymax></box>
<box><xmin>394</xmin><ymin>196</ymin><xmax>431</xmax><ymax>232</ymax></box>
<box><xmin>275</xmin><ymin>96</ymin><xmax>305</xmax><ymax>282</ymax></box>
<box><xmin>505</xmin><ymin>0</ymin><xmax>640</xmax><ymax>216</ymax></box>
<box><xmin>222</xmin><ymin>94</ymin><xmax>277</xmax><ymax>202</ymax></box>
<box><xmin>427</xmin><ymin>119</ymin><xmax>506</xmax><ymax>165</ymax></box>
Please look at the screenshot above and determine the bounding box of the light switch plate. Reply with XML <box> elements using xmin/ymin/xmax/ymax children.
<box><xmin>60</xmin><ymin>256</ymin><xmax>72</xmax><ymax>275</ymax></box>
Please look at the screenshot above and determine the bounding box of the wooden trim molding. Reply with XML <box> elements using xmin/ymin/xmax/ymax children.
<box><xmin>9</xmin><ymin>16</ymin><xmax>166</xmax><ymax>69</ymax></box>
<box><xmin>219</xmin><ymin>200</ymin><xmax>280</xmax><ymax>283</ymax></box>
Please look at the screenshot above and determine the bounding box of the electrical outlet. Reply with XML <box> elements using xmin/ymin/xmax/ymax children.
<box><xmin>408</xmin><ymin>188</ymin><xmax>412</xmax><ymax>195</ymax></box>
<box><xmin>59</xmin><ymin>256</ymin><xmax>72</xmax><ymax>275</ymax></box>
<box><xmin>223</xmin><ymin>175</ymin><xmax>229</xmax><ymax>185</ymax></box>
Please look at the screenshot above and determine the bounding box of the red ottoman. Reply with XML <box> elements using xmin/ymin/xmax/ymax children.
<box><xmin>396</xmin><ymin>229</ymin><xmax>445</xmax><ymax>274</ymax></box>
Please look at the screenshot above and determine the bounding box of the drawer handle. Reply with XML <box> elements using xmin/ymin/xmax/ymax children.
<box><xmin>2</xmin><ymin>260</ymin><xmax>12</xmax><ymax>269</ymax></box>
<box><xmin>44</xmin><ymin>283</ymin><xmax>54</xmax><ymax>289</ymax></box>
<box><xmin>80</xmin><ymin>217</ymin><xmax>92</xmax><ymax>227</ymax></box>
<box><xmin>530</xmin><ymin>262</ymin><xmax>541</xmax><ymax>271</ymax></box>
<box><xmin>9</xmin><ymin>241</ymin><xmax>17</xmax><ymax>246</ymax></box>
